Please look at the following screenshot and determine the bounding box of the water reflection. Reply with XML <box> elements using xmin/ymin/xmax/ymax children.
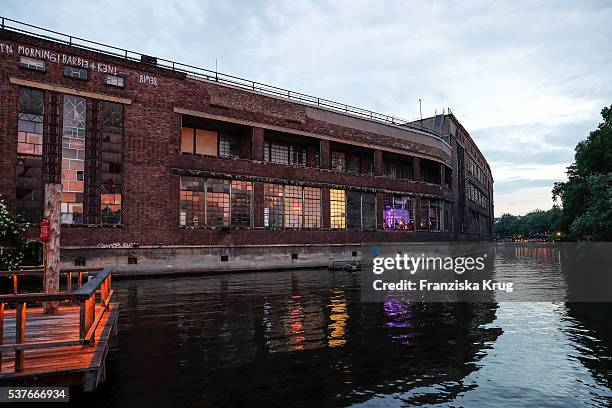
<box><xmin>66</xmin><ymin>265</ymin><xmax>611</xmax><ymax>407</ymax></box>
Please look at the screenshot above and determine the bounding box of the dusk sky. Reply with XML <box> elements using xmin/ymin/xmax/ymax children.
<box><xmin>4</xmin><ymin>0</ymin><xmax>611</xmax><ymax>216</ymax></box>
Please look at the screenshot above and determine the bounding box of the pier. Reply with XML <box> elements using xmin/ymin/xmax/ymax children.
<box><xmin>0</xmin><ymin>267</ymin><xmax>118</xmax><ymax>391</ymax></box>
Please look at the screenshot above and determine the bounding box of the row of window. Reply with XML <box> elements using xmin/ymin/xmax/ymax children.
<box><xmin>470</xmin><ymin>210</ymin><xmax>489</xmax><ymax>235</ymax></box>
<box><xmin>264</xmin><ymin>141</ymin><xmax>309</xmax><ymax>166</ymax></box>
<box><xmin>179</xmin><ymin>176</ymin><xmax>450</xmax><ymax>231</ymax></box>
<box><xmin>329</xmin><ymin>190</ymin><xmax>376</xmax><ymax>229</ymax></box>
<box><xmin>179</xmin><ymin>177</ymin><xmax>252</xmax><ymax>227</ymax></box>
<box><xmin>382</xmin><ymin>195</ymin><xmax>448</xmax><ymax>231</ymax></box>
<box><xmin>19</xmin><ymin>56</ymin><xmax>125</xmax><ymax>88</ymax></box>
<box><xmin>466</xmin><ymin>155</ymin><xmax>488</xmax><ymax>186</ymax></box>
<box><xmin>180</xmin><ymin>127</ymin><xmax>241</xmax><ymax>157</ymax></box>
<box><xmin>467</xmin><ymin>182</ymin><xmax>489</xmax><ymax>210</ymax></box>
<box><xmin>16</xmin><ymin>87</ymin><xmax>123</xmax><ymax>225</ymax></box>
<box><xmin>331</xmin><ymin>151</ymin><xmax>369</xmax><ymax>174</ymax></box>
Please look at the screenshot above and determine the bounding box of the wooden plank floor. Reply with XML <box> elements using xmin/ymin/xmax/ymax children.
<box><xmin>1</xmin><ymin>303</ymin><xmax>119</xmax><ymax>380</ymax></box>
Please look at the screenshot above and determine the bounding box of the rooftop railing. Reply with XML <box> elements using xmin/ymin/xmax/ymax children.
<box><xmin>0</xmin><ymin>16</ymin><xmax>450</xmax><ymax>146</ymax></box>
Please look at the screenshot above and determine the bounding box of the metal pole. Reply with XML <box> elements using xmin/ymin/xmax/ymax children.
<box><xmin>419</xmin><ymin>99</ymin><xmax>423</xmax><ymax>126</ymax></box>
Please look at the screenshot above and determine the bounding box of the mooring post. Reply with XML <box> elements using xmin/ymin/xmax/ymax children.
<box><xmin>43</xmin><ymin>183</ymin><xmax>62</xmax><ymax>314</ymax></box>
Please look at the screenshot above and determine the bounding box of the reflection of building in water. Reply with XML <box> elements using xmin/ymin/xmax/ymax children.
<box><xmin>327</xmin><ymin>290</ymin><xmax>348</xmax><ymax>348</ymax></box>
<box><xmin>112</xmin><ymin>270</ymin><xmax>503</xmax><ymax>407</ymax></box>
<box><xmin>383</xmin><ymin>298</ymin><xmax>413</xmax><ymax>344</ymax></box>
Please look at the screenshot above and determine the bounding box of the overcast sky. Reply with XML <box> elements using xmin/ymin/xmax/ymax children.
<box><xmin>5</xmin><ymin>0</ymin><xmax>611</xmax><ymax>216</ymax></box>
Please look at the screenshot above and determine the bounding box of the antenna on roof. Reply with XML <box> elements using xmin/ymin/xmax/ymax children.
<box><xmin>215</xmin><ymin>58</ymin><xmax>218</xmax><ymax>81</ymax></box>
<box><xmin>419</xmin><ymin>99</ymin><xmax>423</xmax><ymax>126</ymax></box>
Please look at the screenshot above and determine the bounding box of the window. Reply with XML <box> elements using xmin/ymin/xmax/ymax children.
<box><xmin>420</xmin><ymin>199</ymin><xmax>443</xmax><ymax>231</ymax></box>
<box><xmin>19</xmin><ymin>56</ymin><xmax>45</xmax><ymax>72</ymax></box>
<box><xmin>331</xmin><ymin>151</ymin><xmax>346</xmax><ymax>172</ymax></box>
<box><xmin>104</xmin><ymin>74</ymin><xmax>125</xmax><ymax>88</ymax></box>
<box><xmin>230</xmin><ymin>180</ymin><xmax>252</xmax><ymax>226</ymax></box>
<box><xmin>264</xmin><ymin>141</ymin><xmax>307</xmax><ymax>165</ymax></box>
<box><xmin>181</xmin><ymin>127</ymin><xmax>218</xmax><ymax>155</ymax></box>
<box><xmin>264</xmin><ymin>183</ymin><xmax>284</xmax><ymax>227</ymax></box>
<box><xmin>61</xmin><ymin>94</ymin><xmax>87</xmax><ymax>225</ymax></box>
<box><xmin>346</xmin><ymin>191</ymin><xmax>361</xmax><ymax>229</ymax></box>
<box><xmin>421</xmin><ymin>160</ymin><xmax>442</xmax><ymax>184</ymax></box>
<box><xmin>383</xmin><ymin>194</ymin><xmax>415</xmax><ymax>230</ymax></box>
<box><xmin>467</xmin><ymin>182</ymin><xmax>489</xmax><ymax>209</ymax></box>
<box><xmin>303</xmin><ymin>187</ymin><xmax>321</xmax><ymax>228</ymax></box>
<box><xmin>207</xmin><ymin>179</ymin><xmax>231</xmax><ymax>226</ymax></box>
<box><xmin>16</xmin><ymin>87</ymin><xmax>44</xmax><ymax>223</ymax></box>
<box><xmin>179</xmin><ymin>177</ymin><xmax>252</xmax><ymax>227</ymax></box>
<box><xmin>361</xmin><ymin>193</ymin><xmax>377</xmax><ymax>230</ymax></box>
<box><xmin>384</xmin><ymin>160</ymin><xmax>413</xmax><ymax>180</ymax></box>
<box><xmin>332</xmin><ymin>151</ymin><xmax>361</xmax><ymax>173</ymax></box>
<box><xmin>263</xmin><ymin>184</ymin><xmax>320</xmax><ymax>228</ymax></box>
<box><xmin>101</xmin><ymin>194</ymin><xmax>121</xmax><ymax>224</ymax></box>
<box><xmin>218</xmin><ymin>134</ymin><xmax>240</xmax><ymax>158</ymax></box>
<box><xmin>330</xmin><ymin>189</ymin><xmax>346</xmax><ymax>229</ymax></box>
<box><xmin>180</xmin><ymin>176</ymin><xmax>206</xmax><ymax>226</ymax></box>
<box><xmin>100</xmin><ymin>101</ymin><xmax>123</xmax><ymax>224</ymax></box>
<box><xmin>17</xmin><ymin>88</ymin><xmax>44</xmax><ymax>156</ymax></box>
<box><xmin>384</xmin><ymin>161</ymin><xmax>397</xmax><ymax>179</ymax></box>
<box><xmin>284</xmin><ymin>186</ymin><xmax>303</xmax><ymax>228</ymax></box>
<box><xmin>346</xmin><ymin>154</ymin><xmax>360</xmax><ymax>174</ymax></box>
<box><xmin>331</xmin><ymin>190</ymin><xmax>376</xmax><ymax>230</ymax></box>
<box><xmin>63</xmin><ymin>65</ymin><xmax>88</xmax><ymax>80</ymax></box>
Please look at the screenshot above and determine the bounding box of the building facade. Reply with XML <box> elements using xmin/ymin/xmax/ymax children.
<box><xmin>0</xmin><ymin>20</ymin><xmax>493</xmax><ymax>272</ymax></box>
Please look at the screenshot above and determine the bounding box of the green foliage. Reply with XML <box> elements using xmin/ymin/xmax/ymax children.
<box><xmin>0</xmin><ymin>195</ymin><xmax>29</xmax><ymax>270</ymax></box>
<box><xmin>495</xmin><ymin>207</ymin><xmax>563</xmax><ymax>238</ymax></box>
<box><xmin>553</xmin><ymin>105</ymin><xmax>612</xmax><ymax>241</ymax></box>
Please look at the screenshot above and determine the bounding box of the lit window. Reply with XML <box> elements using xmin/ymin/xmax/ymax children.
<box><xmin>19</xmin><ymin>56</ymin><xmax>45</xmax><ymax>72</ymax></box>
<box><xmin>63</xmin><ymin>65</ymin><xmax>88</xmax><ymax>80</ymax></box>
<box><xmin>61</xmin><ymin>94</ymin><xmax>87</xmax><ymax>225</ymax></box>
<box><xmin>383</xmin><ymin>194</ymin><xmax>415</xmax><ymax>230</ymax></box>
<box><xmin>330</xmin><ymin>189</ymin><xmax>346</xmax><ymax>229</ymax></box>
<box><xmin>15</xmin><ymin>87</ymin><xmax>44</xmax><ymax>223</ymax></box>
<box><xmin>104</xmin><ymin>74</ymin><xmax>125</xmax><ymax>88</ymax></box>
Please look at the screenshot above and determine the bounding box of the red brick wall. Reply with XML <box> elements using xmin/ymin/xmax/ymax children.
<box><xmin>0</xmin><ymin>29</ymin><xmax>493</xmax><ymax>248</ymax></box>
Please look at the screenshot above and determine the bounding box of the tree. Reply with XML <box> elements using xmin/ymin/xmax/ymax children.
<box><xmin>553</xmin><ymin>105</ymin><xmax>612</xmax><ymax>241</ymax></box>
<box><xmin>0</xmin><ymin>195</ymin><xmax>29</xmax><ymax>270</ymax></box>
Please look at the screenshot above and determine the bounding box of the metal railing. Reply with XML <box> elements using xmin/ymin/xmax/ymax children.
<box><xmin>0</xmin><ymin>16</ymin><xmax>450</xmax><ymax>146</ymax></box>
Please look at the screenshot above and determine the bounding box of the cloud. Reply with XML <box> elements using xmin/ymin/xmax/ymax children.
<box><xmin>4</xmin><ymin>0</ymin><xmax>610</xmax><ymax>215</ymax></box>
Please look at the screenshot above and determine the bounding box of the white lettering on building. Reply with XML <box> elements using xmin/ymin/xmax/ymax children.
<box><xmin>139</xmin><ymin>74</ymin><xmax>158</xmax><ymax>86</ymax></box>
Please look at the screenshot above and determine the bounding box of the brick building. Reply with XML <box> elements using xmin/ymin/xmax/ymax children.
<box><xmin>0</xmin><ymin>19</ymin><xmax>493</xmax><ymax>273</ymax></box>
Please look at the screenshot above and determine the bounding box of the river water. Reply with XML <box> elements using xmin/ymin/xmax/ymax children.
<box><xmin>70</xmin><ymin>262</ymin><xmax>611</xmax><ymax>407</ymax></box>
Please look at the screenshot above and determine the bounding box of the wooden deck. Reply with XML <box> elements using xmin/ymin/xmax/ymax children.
<box><xmin>0</xmin><ymin>304</ymin><xmax>119</xmax><ymax>389</ymax></box>
<box><xmin>0</xmin><ymin>267</ymin><xmax>119</xmax><ymax>391</ymax></box>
